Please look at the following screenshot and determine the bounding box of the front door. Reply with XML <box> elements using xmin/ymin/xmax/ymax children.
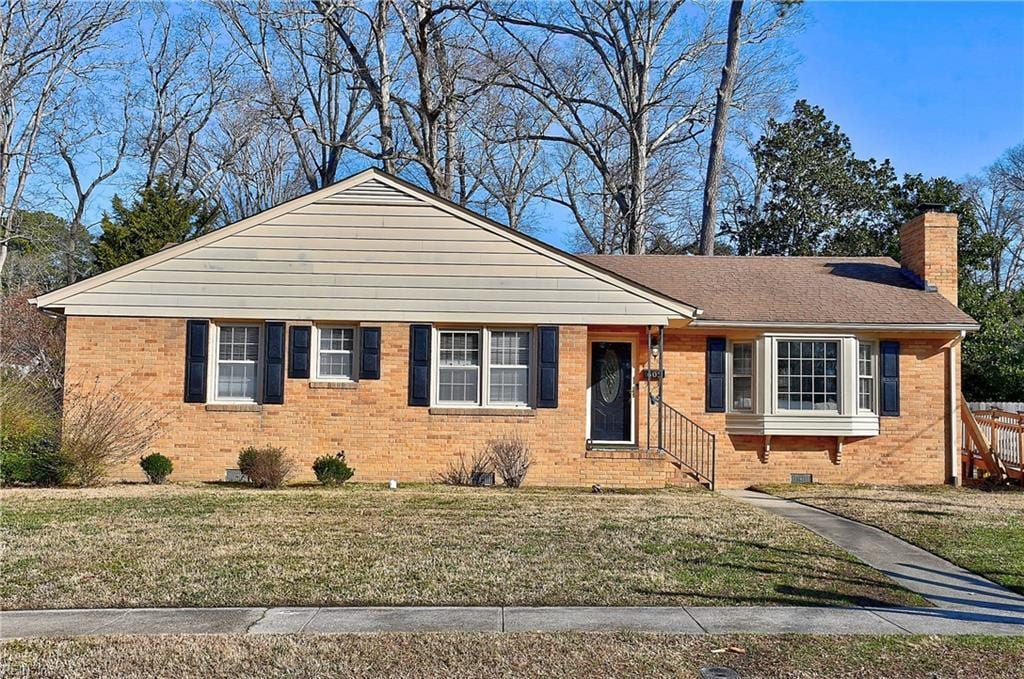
<box><xmin>590</xmin><ymin>341</ymin><xmax>632</xmax><ymax>443</ymax></box>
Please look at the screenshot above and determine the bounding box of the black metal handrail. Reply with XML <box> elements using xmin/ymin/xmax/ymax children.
<box><xmin>655</xmin><ymin>398</ymin><xmax>716</xmax><ymax>489</ymax></box>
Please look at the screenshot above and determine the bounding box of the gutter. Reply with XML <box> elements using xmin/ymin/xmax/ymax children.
<box><xmin>689</xmin><ymin>320</ymin><xmax>980</xmax><ymax>332</ymax></box>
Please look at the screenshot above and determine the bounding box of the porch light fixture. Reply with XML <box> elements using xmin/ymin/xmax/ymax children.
<box><xmin>650</xmin><ymin>328</ymin><xmax>662</xmax><ymax>359</ymax></box>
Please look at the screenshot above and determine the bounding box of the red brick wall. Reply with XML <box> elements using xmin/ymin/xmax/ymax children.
<box><xmin>901</xmin><ymin>211</ymin><xmax>959</xmax><ymax>305</ymax></box>
<box><xmin>63</xmin><ymin>317</ymin><xmax>955</xmax><ymax>489</ymax></box>
<box><xmin>64</xmin><ymin>317</ymin><xmax>674</xmax><ymax>488</ymax></box>
<box><xmin>657</xmin><ymin>328</ymin><xmax>954</xmax><ymax>488</ymax></box>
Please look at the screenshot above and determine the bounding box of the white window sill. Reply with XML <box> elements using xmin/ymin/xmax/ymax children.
<box><xmin>309</xmin><ymin>380</ymin><xmax>358</xmax><ymax>390</ymax></box>
<box><xmin>429</xmin><ymin>407</ymin><xmax>536</xmax><ymax>417</ymax></box>
<box><xmin>206</xmin><ymin>403</ymin><xmax>262</xmax><ymax>413</ymax></box>
<box><xmin>725</xmin><ymin>412</ymin><xmax>879</xmax><ymax>437</ymax></box>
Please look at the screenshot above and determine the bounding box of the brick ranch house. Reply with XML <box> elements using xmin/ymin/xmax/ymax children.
<box><xmin>32</xmin><ymin>169</ymin><xmax>978</xmax><ymax>489</ymax></box>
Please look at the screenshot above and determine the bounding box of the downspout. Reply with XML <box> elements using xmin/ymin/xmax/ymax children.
<box><xmin>949</xmin><ymin>332</ymin><xmax>964</xmax><ymax>486</ymax></box>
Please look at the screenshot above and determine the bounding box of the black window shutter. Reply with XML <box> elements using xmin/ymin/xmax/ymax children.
<box><xmin>408</xmin><ymin>324</ymin><xmax>431</xmax><ymax>406</ymax></box>
<box><xmin>184</xmin><ymin>320</ymin><xmax>209</xmax><ymax>403</ymax></box>
<box><xmin>288</xmin><ymin>325</ymin><xmax>311</xmax><ymax>379</ymax></box>
<box><xmin>880</xmin><ymin>340</ymin><xmax>901</xmax><ymax>416</ymax></box>
<box><xmin>706</xmin><ymin>337</ymin><xmax>726</xmax><ymax>413</ymax></box>
<box><xmin>360</xmin><ymin>326</ymin><xmax>381</xmax><ymax>380</ymax></box>
<box><xmin>263</xmin><ymin>322</ymin><xmax>286</xmax><ymax>404</ymax></box>
<box><xmin>537</xmin><ymin>325</ymin><xmax>559</xmax><ymax>408</ymax></box>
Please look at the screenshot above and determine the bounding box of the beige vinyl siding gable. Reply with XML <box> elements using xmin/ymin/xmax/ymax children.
<box><xmin>38</xmin><ymin>171</ymin><xmax>691</xmax><ymax>324</ymax></box>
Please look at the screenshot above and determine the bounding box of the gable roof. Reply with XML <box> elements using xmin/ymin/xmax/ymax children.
<box><xmin>582</xmin><ymin>255</ymin><xmax>978</xmax><ymax>330</ymax></box>
<box><xmin>33</xmin><ymin>169</ymin><xmax>696</xmax><ymax>325</ymax></box>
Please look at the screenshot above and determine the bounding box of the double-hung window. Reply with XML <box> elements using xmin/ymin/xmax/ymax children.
<box><xmin>435</xmin><ymin>328</ymin><xmax>532</xmax><ymax>407</ymax></box>
<box><xmin>858</xmin><ymin>342</ymin><xmax>876</xmax><ymax>412</ymax></box>
<box><xmin>216</xmin><ymin>324</ymin><xmax>260</xmax><ymax>401</ymax></box>
<box><xmin>438</xmin><ymin>330</ymin><xmax>481</xmax><ymax>404</ymax></box>
<box><xmin>776</xmin><ymin>340</ymin><xmax>839</xmax><ymax>411</ymax></box>
<box><xmin>318</xmin><ymin>326</ymin><xmax>356</xmax><ymax>380</ymax></box>
<box><xmin>731</xmin><ymin>342</ymin><xmax>753</xmax><ymax>411</ymax></box>
<box><xmin>489</xmin><ymin>330</ymin><xmax>530</xmax><ymax>406</ymax></box>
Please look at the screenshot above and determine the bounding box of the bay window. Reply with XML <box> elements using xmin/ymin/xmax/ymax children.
<box><xmin>435</xmin><ymin>328</ymin><xmax>532</xmax><ymax>407</ymax></box>
<box><xmin>776</xmin><ymin>340</ymin><xmax>839</xmax><ymax>411</ymax></box>
<box><xmin>731</xmin><ymin>342</ymin><xmax>753</xmax><ymax>411</ymax></box>
<box><xmin>724</xmin><ymin>335</ymin><xmax>882</xmax><ymax>437</ymax></box>
<box><xmin>858</xmin><ymin>342</ymin><xmax>876</xmax><ymax>412</ymax></box>
<box><xmin>215</xmin><ymin>324</ymin><xmax>260</xmax><ymax>401</ymax></box>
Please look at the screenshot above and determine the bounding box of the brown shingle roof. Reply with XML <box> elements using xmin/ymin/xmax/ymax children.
<box><xmin>581</xmin><ymin>255</ymin><xmax>977</xmax><ymax>327</ymax></box>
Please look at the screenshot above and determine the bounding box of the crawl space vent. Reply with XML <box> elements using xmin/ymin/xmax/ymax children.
<box><xmin>790</xmin><ymin>473</ymin><xmax>813</xmax><ymax>484</ymax></box>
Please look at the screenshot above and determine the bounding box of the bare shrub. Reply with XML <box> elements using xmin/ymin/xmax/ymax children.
<box><xmin>238</xmin><ymin>446</ymin><xmax>295</xmax><ymax>489</ymax></box>
<box><xmin>437</xmin><ymin>450</ymin><xmax>492</xmax><ymax>486</ymax></box>
<box><xmin>488</xmin><ymin>436</ymin><xmax>532</xmax><ymax>488</ymax></box>
<box><xmin>60</xmin><ymin>381</ymin><xmax>163</xmax><ymax>486</ymax></box>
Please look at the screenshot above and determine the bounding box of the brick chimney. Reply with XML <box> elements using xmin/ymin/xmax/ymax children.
<box><xmin>900</xmin><ymin>207</ymin><xmax>959</xmax><ymax>305</ymax></box>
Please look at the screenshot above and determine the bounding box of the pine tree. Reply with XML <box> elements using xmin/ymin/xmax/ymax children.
<box><xmin>93</xmin><ymin>177</ymin><xmax>217</xmax><ymax>272</ymax></box>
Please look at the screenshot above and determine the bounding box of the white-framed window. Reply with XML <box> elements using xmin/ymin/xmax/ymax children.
<box><xmin>489</xmin><ymin>330</ymin><xmax>531</xmax><ymax>406</ymax></box>
<box><xmin>858</xmin><ymin>341</ymin><xmax>876</xmax><ymax>413</ymax></box>
<box><xmin>731</xmin><ymin>341</ymin><xmax>754</xmax><ymax>411</ymax></box>
<box><xmin>776</xmin><ymin>339</ymin><xmax>839</xmax><ymax>412</ymax></box>
<box><xmin>434</xmin><ymin>327</ymin><xmax>533</xmax><ymax>407</ymax></box>
<box><xmin>214</xmin><ymin>324</ymin><xmax>261</xmax><ymax>402</ymax></box>
<box><xmin>437</xmin><ymin>330</ymin><xmax>482</xmax><ymax>405</ymax></box>
<box><xmin>316</xmin><ymin>325</ymin><xmax>357</xmax><ymax>381</ymax></box>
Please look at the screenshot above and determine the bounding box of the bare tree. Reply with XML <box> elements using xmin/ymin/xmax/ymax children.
<box><xmin>219</xmin><ymin>1</ymin><xmax>373</xmax><ymax>192</ymax></box>
<box><xmin>314</xmin><ymin>0</ymin><xmax>400</xmax><ymax>173</ymax></box>
<box><xmin>316</xmin><ymin>0</ymin><xmax>485</xmax><ymax>202</ymax></box>
<box><xmin>478</xmin><ymin>0</ymin><xmax>721</xmax><ymax>253</ymax></box>
<box><xmin>966</xmin><ymin>142</ymin><xmax>1024</xmax><ymax>291</ymax></box>
<box><xmin>0</xmin><ymin>0</ymin><xmax>127</xmax><ymax>280</ymax></box>
<box><xmin>44</xmin><ymin>87</ymin><xmax>132</xmax><ymax>285</ymax></box>
<box><xmin>191</xmin><ymin>100</ymin><xmax>309</xmax><ymax>223</ymax></box>
<box><xmin>134</xmin><ymin>4</ymin><xmax>235</xmax><ymax>193</ymax></box>
<box><xmin>465</xmin><ymin>86</ymin><xmax>553</xmax><ymax>230</ymax></box>
<box><xmin>698</xmin><ymin>0</ymin><xmax>743</xmax><ymax>255</ymax></box>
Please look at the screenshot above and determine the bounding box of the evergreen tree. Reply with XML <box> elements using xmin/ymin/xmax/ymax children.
<box><xmin>93</xmin><ymin>177</ymin><xmax>217</xmax><ymax>272</ymax></box>
<box><xmin>735</xmin><ymin>100</ymin><xmax>900</xmax><ymax>256</ymax></box>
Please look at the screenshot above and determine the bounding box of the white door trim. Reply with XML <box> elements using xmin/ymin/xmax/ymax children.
<box><xmin>586</xmin><ymin>334</ymin><xmax>638</xmax><ymax>446</ymax></box>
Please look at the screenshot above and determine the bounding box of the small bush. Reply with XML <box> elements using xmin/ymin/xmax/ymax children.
<box><xmin>488</xmin><ymin>436</ymin><xmax>532</xmax><ymax>488</ymax></box>
<box><xmin>140</xmin><ymin>453</ymin><xmax>173</xmax><ymax>484</ymax></box>
<box><xmin>438</xmin><ymin>450</ymin><xmax>492</xmax><ymax>486</ymax></box>
<box><xmin>0</xmin><ymin>429</ymin><xmax>67</xmax><ymax>486</ymax></box>
<box><xmin>60</xmin><ymin>381</ymin><xmax>163</xmax><ymax>486</ymax></box>
<box><xmin>238</xmin><ymin>446</ymin><xmax>294</xmax><ymax>489</ymax></box>
<box><xmin>313</xmin><ymin>452</ymin><xmax>354</xmax><ymax>485</ymax></box>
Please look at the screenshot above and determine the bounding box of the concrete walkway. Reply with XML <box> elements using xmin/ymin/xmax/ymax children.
<box><xmin>722</xmin><ymin>489</ymin><xmax>1024</xmax><ymax>619</ymax></box>
<box><xmin>2</xmin><ymin>603</ymin><xmax>1024</xmax><ymax>639</ymax></box>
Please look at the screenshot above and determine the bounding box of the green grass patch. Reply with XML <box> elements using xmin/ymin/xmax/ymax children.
<box><xmin>758</xmin><ymin>483</ymin><xmax>1024</xmax><ymax>595</ymax></box>
<box><xmin>0</xmin><ymin>483</ymin><xmax>926</xmax><ymax>609</ymax></box>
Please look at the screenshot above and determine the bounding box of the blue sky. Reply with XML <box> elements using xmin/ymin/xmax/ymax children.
<box><xmin>792</xmin><ymin>1</ymin><xmax>1024</xmax><ymax>180</ymax></box>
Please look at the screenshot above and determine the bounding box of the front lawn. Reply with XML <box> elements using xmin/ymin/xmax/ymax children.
<box><xmin>0</xmin><ymin>483</ymin><xmax>924</xmax><ymax>609</ymax></box>
<box><xmin>758</xmin><ymin>484</ymin><xmax>1024</xmax><ymax>594</ymax></box>
<box><xmin>3</xmin><ymin>634</ymin><xmax>1023</xmax><ymax>678</ymax></box>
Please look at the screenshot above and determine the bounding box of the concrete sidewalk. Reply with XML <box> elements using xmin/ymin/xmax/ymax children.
<box><xmin>2</xmin><ymin>604</ymin><xmax>1023</xmax><ymax>639</ymax></box>
<box><xmin>722</xmin><ymin>489</ymin><xmax>1024</xmax><ymax>618</ymax></box>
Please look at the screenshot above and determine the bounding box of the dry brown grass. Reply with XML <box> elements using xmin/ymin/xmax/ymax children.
<box><xmin>3</xmin><ymin>633</ymin><xmax>1023</xmax><ymax>679</ymax></box>
<box><xmin>759</xmin><ymin>484</ymin><xmax>1024</xmax><ymax>594</ymax></box>
<box><xmin>0</xmin><ymin>483</ymin><xmax>926</xmax><ymax>609</ymax></box>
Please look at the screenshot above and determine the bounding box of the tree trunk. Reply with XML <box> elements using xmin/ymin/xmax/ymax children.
<box><xmin>699</xmin><ymin>0</ymin><xmax>744</xmax><ymax>256</ymax></box>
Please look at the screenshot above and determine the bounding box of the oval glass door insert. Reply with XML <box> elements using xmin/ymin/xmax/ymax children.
<box><xmin>599</xmin><ymin>348</ymin><xmax>621</xmax><ymax>403</ymax></box>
